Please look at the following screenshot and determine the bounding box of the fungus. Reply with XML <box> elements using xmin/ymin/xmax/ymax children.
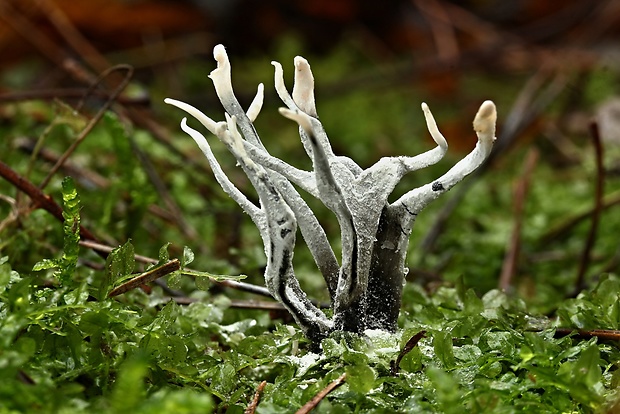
<box><xmin>165</xmin><ymin>44</ymin><xmax>497</xmax><ymax>343</ymax></box>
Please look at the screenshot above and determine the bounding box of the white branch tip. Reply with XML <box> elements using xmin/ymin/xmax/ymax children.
<box><xmin>279</xmin><ymin>107</ymin><xmax>313</xmax><ymax>135</ymax></box>
<box><xmin>292</xmin><ymin>56</ymin><xmax>317</xmax><ymax>116</ymax></box>
<box><xmin>473</xmin><ymin>100</ymin><xmax>497</xmax><ymax>143</ymax></box>
<box><xmin>164</xmin><ymin>98</ymin><xmax>219</xmax><ymax>135</ymax></box>
<box><xmin>247</xmin><ymin>83</ymin><xmax>264</xmax><ymax>122</ymax></box>
<box><xmin>212</xmin><ymin>44</ymin><xmax>228</xmax><ymax>69</ymax></box>
<box><xmin>208</xmin><ymin>44</ymin><xmax>234</xmax><ymax>100</ymax></box>
<box><xmin>272</xmin><ymin>60</ymin><xmax>297</xmax><ymax>109</ymax></box>
<box><xmin>421</xmin><ymin>102</ymin><xmax>448</xmax><ymax>150</ymax></box>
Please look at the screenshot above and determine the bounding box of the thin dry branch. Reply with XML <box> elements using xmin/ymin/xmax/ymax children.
<box><xmin>554</xmin><ymin>328</ymin><xmax>620</xmax><ymax>341</ymax></box>
<box><xmin>35</xmin><ymin>0</ymin><xmax>111</xmax><ymax>74</ymax></box>
<box><xmin>0</xmin><ymin>1</ymin><xmax>72</xmax><ymax>70</ymax></box>
<box><xmin>413</xmin><ymin>0</ymin><xmax>459</xmax><ymax>63</ymax></box>
<box><xmin>0</xmin><ymin>159</ymin><xmax>100</xmax><ymax>245</ymax></box>
<box><xmin>391</xmin><ymin>330</ymin><xmax>427</xmax><ymax>376</ymax></box>
<box><xmin>295</xmin><ymin>373</ymin><xmax>347</xmax><ymax>414</ymax></box>
<box><xmin>540</xmin><ymin>189</ymin><xmax>620</xmax><ymax>243</ymax></box>
<box><xmin>108</xmin><ymin>259</ymin><xmax>181</xmax><ymax>297</ymax></box>
<box><xmin>79</xmin><ymin>240</ymin><xmax>274</xmax><ymax>298</ymax></box>
<box><xmin>572</xmin><ymin>121</ymin><xmax>605</xmax><ymax>296</ymax></box>
<box><xmin>5</xmin><ymin>4</ymin><xmax>209</xmax><ymax>241</ymax></box>
<box><xmin>38</xmin><ymin>64</ymin><xmax>134</xmax><ymax>190</ymax></box>
<box><xmin>28</xmin><ymin>1</ymin><xmax>199</xmax><ymax>241</ymax></box>
<box><xmin>0</xmin><ymin>88</ymin><xmax>149</xmax><ymax>105</ymax></box>
<box><xmin>245</xmin><ymin>380</ymin><xmax>267</xmax><ymax>414</ymax></box>
<box><xmin>0</xmin><ymin>163</ymin><xmax>272</xmax><ymax>301</ymax></box>
<box><xmin>3</xmin><ymin>0</ymin><xmax>217</xmax><ymax>186</ymax></box>
<box><xmin>499</xmin><ymin>148</ymin><xmax>539</xmax><ymax>291</ymax></box>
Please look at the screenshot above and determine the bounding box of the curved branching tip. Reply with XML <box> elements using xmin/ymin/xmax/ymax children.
<box><xmin>272</xmin><ymin>61</ymin><xmax>297</xmax><ymax>110</ymax></box>
<box><xmin>162</xmin><ymin>97</ymin><xmax>219</xmax><ymax>135</ymax></box>
<box><xmin>278</xmin><ymin>107</ymin><xmax>296</xmax><ymax>120</ymax></box>
<box><xmin>421</xmin><ymin>102</ymin><xmax>448</xmax><ymax>150</ymax></box>
<box><xmin>212</xmin><ymin>44</ymin><xmax>227</xmax><ymax>63</ymax></box>
<box><xmin>179</xmin><ymin>117</ymin><xmax>207</xmax><ymax>141</ymax></box>
<box><xmin>164</xmin><ymin>97</ymin><xmax>180</xmax><ymax>106</ymax></box>
<box><xmin>292</xmin><ymin>56</ymin><xmax>317</xmax><ymax>117</ymax></box>
<box><xmin>164</xmin><ymin>97</ymin><xmax>191</xmax><ymax>113</ymax></box>
<box><xmin>247</xmin><ymin>83</ymin><xmax>265</xmax><ymax>122</ymax></box>
<box><xmin>294</xmin><ymin>56</ymin><xmax>309</xmax><ymax>68</ymax></box>
<box><xmin>473</xmin><ymin>100</ymin><xmax>497</xmax><ymax>142</ymax></box>
<box><xmin>209</xmin><ymin>44</ymin><xmax>231</xmax><ymax>85</ymax></box>
<box><xmin>478</xmin><ymin>100</ymin><xmax>496</xmax><ymax>120</ymax></box>
<box><xmin>179</xmin><ymin>117</ymin><xmax>197</xmax><ymax>137</ymax></box>
<box><xmin>279</xmin><ymin>107</ymin><xmax>312</xmax><ymax>133</ymax></box>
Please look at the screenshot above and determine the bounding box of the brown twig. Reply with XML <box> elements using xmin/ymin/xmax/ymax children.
<box><xmin>5</xmin><ymin>0</ymin><xmax>213</xmax><ymax>178</ymax></box>
<box><xmin>390</xmin><ymin>330</ymin><xmax>427</xmax><ymax>376</ymax></box>
<box><xmin>16</xmin><ymin>138</ymin><xmax>112</xmax><ymax>189</ymax></box>
<box><xmin>108</xmin><ymin>259</ymin><xmax>181</xmax><ymax>297</ymax></box>
<box><xmin>497</xmin><ymin>69</ymin><xmax>565</xmax><ymax>155</ymax></box>
<box><xmin>35</xmin><ymin>0</ymin><xmax>111</xmax><ymax>74</ymax></box>
<box><xmin>0</xmin><ymin>160</ymin><xmax>100</xmax><ymax>244</ymax></box>
<box><xmin>295</xmin><ymin>373</ymin><xmax>346</xmax><ymax>414</ymax></box>
<box><xmin>36</xmin><ymin>0</ymin><xmax>216</xmax><ymax>181</ymax></box>
<box><xmin>78</xmin><ymin>240</ymin><xmax>157</xmax><ymax>264</ymax></box>
<box><xmin>0</xmin><ymin>1</ymin><xmax>71</xmax><ymax>70</ymax></box>
<box><xmin>16</xmin><ymin>138</ymin><xmax>185</xmax><ymax>225</ymax></box>
<box><xmin>229</xmin><ymin>300</ymin><xmax>287</xmax><ymax>311</ymax></box>
<box><xmin>79</xmin><ymin>240</ymin><xmax>274</xmax><ymax>298</ymax></box>
<box><xmin>130</xmin><ymin>140</ymin><xmax>198</xmax><ymax>240</ymax></box>
<box><xmin>164</xmin><ymin>297</ymin><xmax>290</xmax><ymax>312</ymax></box>
<box><xmin>499</xmin><ymin>148</ymin><xmax>539</xmax><ymax>291</ymax></box>
<box><xmin>245</xmin><ymin>380</ymin><xmax>267</xmax><ymax>414</ymax></box>
<box><xmin>540</xmin><ymin>189</ymin><xmax>620</xmax><ymax>243</ymax></box>
<box><xmin>554</xmin><ymin>328</ymin><xmax>620</xmax><ymax>341</ymax></box>
<box><xmin>571</xmin><ymin>121</ymin><xmax>605</xmax><ymax>296</ymax></box>
<box><xmin>17</xmin><ymin>370</ymin><xmax>36</xmax><ymax>386</ymax></box>
<box><xmin>413</xmin><ymin>0</ymin><xmax>459</xmax><ymax>63</ymax></box>
<box><xmin>38</xmin><ymin>64</ymin><xmax>134</xmax><ymax>190</ymax></box>
<box><xmin>0</xmin><ymin>89</ymin><xmax>149</xmax><ymax>105</ymax></box>
<box><xmin>4</xmin><ymin>0</ymin><xmax>229</xmax><ymax>212</ymax></box>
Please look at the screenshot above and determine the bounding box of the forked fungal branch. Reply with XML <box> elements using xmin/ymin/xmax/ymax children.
<box><xmin>165</xmin><ymin>44</ymin><xmax>497</xmax><ymax>342</ymax></box>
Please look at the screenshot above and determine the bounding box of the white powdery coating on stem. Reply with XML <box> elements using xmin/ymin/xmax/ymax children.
<box><xmin>178</xmin><ymin>118</ymin><xmax>264</xmax><ymax>229</ymax></box>
<box><xmin>166</xmin><ymin>52</ymin><xmax>340</xmax><ymax>304</ymax></box>
<box><xmin>222</xmin><ymin>114</ymin><xmax>256</xmax><ymax>171</ymax></box>
<box><xmin>395</xmin><ymin>100</ymin><xmax>497</xmax><ymax>213</ymax></box>
<box><xmin>166</xmin><ymin>44</ymin><xmax>499</xmax><ymax>339</ymax></box>
<box><xmin>280</xmin><ymin>108</ymin><xmax>363</xmax><ymax>307</ymax></box>
<box><xmin>241</xmin><ymin>139</ymin><xmax>319</xmax><ymax>197</ymax></box>
<box><xmin>288</xmin><ymin>352</ymin><xmax>321</xmax><ymax>377</ymax></box>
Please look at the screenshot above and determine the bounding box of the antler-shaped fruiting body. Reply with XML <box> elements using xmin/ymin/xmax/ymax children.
<box><xmin>165</xmin><ymin>44</ymin><xmax>497</xmax><ymax>343</ymax></box>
